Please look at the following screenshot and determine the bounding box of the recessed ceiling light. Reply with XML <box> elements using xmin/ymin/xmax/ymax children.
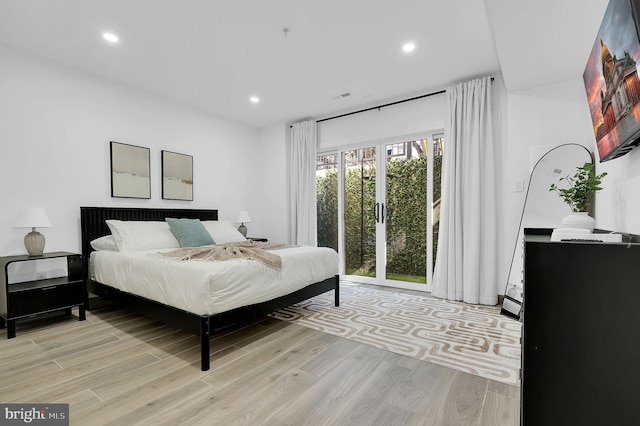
<box><xmin>103</xmin><ymin>33</ymin><xmax>119</xmax><ymax>43</ymax></box>
<box><xmin>249</xmin><ymin>96</ymin><xmax>260</xmax><ymax>103</ymax></box>
<box><xmin>402</xmin><ymin>42</ymin><xmax>416</xmax><ymax>53</ymax></box>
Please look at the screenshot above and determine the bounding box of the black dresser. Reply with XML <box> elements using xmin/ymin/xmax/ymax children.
<box><xmin>521</xmin><ymin>229</ymin><xmax>640</xmax><ymax>425</ymax></box>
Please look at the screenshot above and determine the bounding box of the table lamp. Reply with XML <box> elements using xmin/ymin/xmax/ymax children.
<box><xmin>236</xmin><ymin>211</ymin><xmax>251</xmax><ymax>237</ymax></box>
<box><xmin>14</xmin><ymin>207</ymin><xmax>52</xmax><ymax>256</ymax></box>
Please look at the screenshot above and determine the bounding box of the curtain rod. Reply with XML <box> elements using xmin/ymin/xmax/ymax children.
<box><xmin>290</xmin><ymin>76</ymin><xmax>494</xmax><ymax>128</ymax></box>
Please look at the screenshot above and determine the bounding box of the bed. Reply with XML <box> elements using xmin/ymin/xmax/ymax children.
<box><xmin>80</xmin><ymin>206</ymin><xmax>339</xmax><ymax>371</ymax></box>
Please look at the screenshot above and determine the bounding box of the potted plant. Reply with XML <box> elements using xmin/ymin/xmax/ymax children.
<box><xmin>549</xmin><ymin>162</ymin><xmax>607</xmax><ymax>231</ymax></box>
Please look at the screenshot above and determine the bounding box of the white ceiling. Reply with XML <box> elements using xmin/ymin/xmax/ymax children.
<box><xmin>0</xmin><ymin>0</ymin><xmax>611</xmax><ymax>128</ymax></box>
<box><xmin>485</xmin><ymin>0</ymin><xmax>609</xmax><ymax>94</ymax></box>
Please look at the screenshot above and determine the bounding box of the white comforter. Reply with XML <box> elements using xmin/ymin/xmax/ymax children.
<box><xmin>90</xmin><ymin>245</ymin><xmax>338</xmax><ymax>315</ymax></box>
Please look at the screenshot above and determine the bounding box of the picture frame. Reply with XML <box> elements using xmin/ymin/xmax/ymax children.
<box><xmin>161</xmin><ymin>150</ymin><xmax>193</xmax><ymax>201</ymax></box>
<box><xmin>110</xmin><ymin>141</ymin><xmax>151</xmax><ymax>199</ymax></box>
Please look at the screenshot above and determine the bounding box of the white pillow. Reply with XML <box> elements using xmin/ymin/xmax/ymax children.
<box><xmin>90</xmin><ymin>235</ymin><xmax>118</xmax><ymax>251</ymax></box>
<box><xmin>202</xmin><ymin>220</ymin><xmax>247</xmax><ymax>244</ymax></box>
<box><xmin>105</xmin><ymin>220</ymin><xmax>181</xmax><ymax>252</ymax></box>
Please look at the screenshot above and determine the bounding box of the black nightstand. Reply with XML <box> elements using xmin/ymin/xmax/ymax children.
<box><xmin>247</xmin><ymin>237</ymin><xmax>268</xmax><ymax>242</ymax></box>
<box><xmin>0</xmin><ymin>252</ymin><xmax>86</xmax><ymax>338</ymax></box>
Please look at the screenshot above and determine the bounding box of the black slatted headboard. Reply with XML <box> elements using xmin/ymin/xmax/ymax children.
<box><xmin>80</xmin><ymin>206</ymin><xmax>219</xmax><ymax>259</ymax></box>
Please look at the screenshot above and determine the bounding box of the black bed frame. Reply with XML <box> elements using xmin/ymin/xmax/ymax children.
<box><xmin>80</xmin><ymin>206</ymin><xmax>339</xmax><ymax>371</ymax></box>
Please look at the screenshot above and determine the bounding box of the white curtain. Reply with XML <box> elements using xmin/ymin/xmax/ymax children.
<box><xmin>432</xmin><ymin>77</ymin><xmax>499</xmax><ymax>305</ymax></box>
<box><xmin>289</xmin><ymin>120</ymin><xmax>317</xmax><ymax>246</ymax></box>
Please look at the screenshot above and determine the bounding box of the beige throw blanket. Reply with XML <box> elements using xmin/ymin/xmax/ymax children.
<box><xmin>159</xmin><ymin>241</ymin><xmax>292</xmax><ymax>270</ymax></box>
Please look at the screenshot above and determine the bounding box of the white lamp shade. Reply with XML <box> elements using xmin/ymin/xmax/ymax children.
<box><xmin>14</xmin><ymin>208</ymin><xmax>52</xmax><ymax>228</ymax></box>
<box><xmin>236</xmin><ymin>211</ymin><xmax>251</xmax><ymax>224</ymax></box>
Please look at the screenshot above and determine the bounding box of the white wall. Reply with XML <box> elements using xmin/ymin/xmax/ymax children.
<box><xmin>0</xmin><ymin>46</ymin><xmax>260</xmax><ymax>256</ymax></box>
<box><xmin>505</xmin><ymin>79</ymin><xmax>596</xmax><ymax>233</ymax></box>
<box><xmin>254</xmin><ymin>124</ymin><xmax>290</xmax><ymax>243</ymax></box>
<box><xmin>503</xmin><ymin>78</ymin><xmax>599</xmax><ymax>287</ymax></box>
<box><xmin>504</xmin><ymin>76</ymin><xmax>640</xmax><ymax>241</ymax></box>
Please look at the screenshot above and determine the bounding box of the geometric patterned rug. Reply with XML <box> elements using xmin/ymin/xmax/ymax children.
<box><xmin>271</xmin><ymin>283</ymin><xmax>522</xmax><ymax>386</ymax></box>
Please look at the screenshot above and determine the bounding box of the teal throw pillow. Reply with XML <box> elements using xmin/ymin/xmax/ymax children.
<box><xmin>165</xmin><ymin>218</ymin><xmax>215</xmax><ymax>247</ymax></box>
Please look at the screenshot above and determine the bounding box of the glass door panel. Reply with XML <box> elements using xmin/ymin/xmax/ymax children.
<box><xmin>343</xmin><ymin>147</ymin><xmax>377</xmax><ymax>278</ymax></box>
<box><xmin>316</xmin><ymin>153</ymin><xmax>339</xmax><ymax>252</ymax></box>
<box><xmin>384</xmin><ymin>141</ymin><xmax>428</xmax><ymax>284</ymax></box>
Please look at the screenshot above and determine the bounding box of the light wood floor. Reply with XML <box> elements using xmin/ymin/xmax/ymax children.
<box><xmin>0</xmin><ymin>301</ymin><xmax>520</xmax><ymax>425</ymax></box>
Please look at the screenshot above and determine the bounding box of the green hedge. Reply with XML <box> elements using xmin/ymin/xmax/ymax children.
<box><xmin>386</xmin><ymin>157</ymin><xmax>427</xmax><ymax>277</ymax></box>
<box><xmin>316</xmin><ymin>168</ymin><xmax>339</xmax><ymax>251</ymax></box>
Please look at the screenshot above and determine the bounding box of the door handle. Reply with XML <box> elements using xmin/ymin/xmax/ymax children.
<box><xmin>374</xmin><ymin>203</ymin><xmax>386</xmax><ymax>224</ymax></box>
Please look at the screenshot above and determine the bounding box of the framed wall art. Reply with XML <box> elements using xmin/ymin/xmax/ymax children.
<box><xmin>161</xmin><ymin>150</ymin><xmax>193</xmax><ymax>201</ymax></box>
<box><xmin>110</xmin><ymin>141</ymin><xmax>151</xmax><ymax>199</ymax></box>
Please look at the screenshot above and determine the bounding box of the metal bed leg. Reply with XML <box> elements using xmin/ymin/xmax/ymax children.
<box><xmin>7</xmin><ymin>319</ymin><xmax>16</xmax><ymax>339</ymax></box>
<box><xmin>200</xmin><ymin>316</ymin><xmax>210</xmax><ymax>371</ymax></box>
<box><xmin>334</xmin><ymin>275</ymin><xmax>340</xmax><ymax>307</ymax></box>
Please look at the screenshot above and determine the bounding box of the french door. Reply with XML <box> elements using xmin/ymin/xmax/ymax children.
<box><xmin>316</xmin><ymin>136</ymin><xmax>443</xmax><ymax>291</ymax></box>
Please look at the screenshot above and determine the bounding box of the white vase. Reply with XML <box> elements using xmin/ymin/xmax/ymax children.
<box><xmin>560</xmin><ymin>212</ymin><xmax>596</xmax><ymax>232</ymax></box>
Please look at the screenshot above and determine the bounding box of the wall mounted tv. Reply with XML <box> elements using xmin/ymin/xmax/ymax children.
<box><xmin>584</xmin><ymin>0</ymin><xmax>640</xmax><ymax>161</ymax></box>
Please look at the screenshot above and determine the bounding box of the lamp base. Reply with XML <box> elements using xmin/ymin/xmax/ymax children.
<box><xmin>24</xmin><ymin>229</ymin><xmax>45</xmax><ymax>256</ymax></box>
<box><xmin>238</xmin><ymin>224</ymin><xmax>247</xmax><ymax>237</ymax></box>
